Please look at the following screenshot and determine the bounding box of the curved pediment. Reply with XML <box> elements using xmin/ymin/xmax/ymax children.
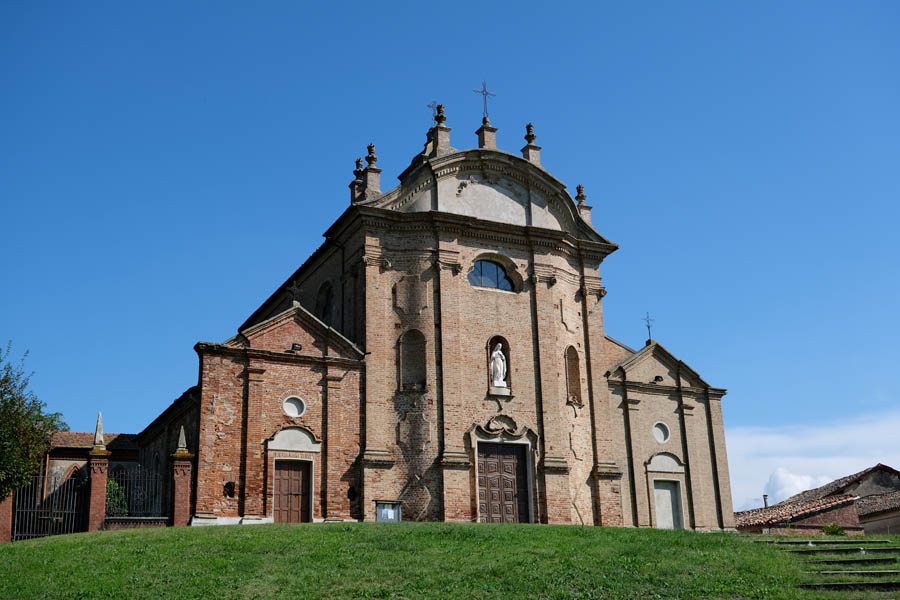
<box><xmin>266</xmin><ymin>427</ymin><xmax>321</xmax><ymax>452</ymax></box>
<box><xmin>647</xmin><ymin>452</ymin><xmax>685</xmax><ymax>473</ymax></box>
<box><xmin>365</xmin><ymin>149</ymin><xmax>608</xmax><ymax>243</ymax></box>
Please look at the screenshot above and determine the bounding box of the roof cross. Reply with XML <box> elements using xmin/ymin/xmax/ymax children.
<box><xmin>472</xmin><ymin>80</ymin><xmax>496</xmax><ymax>118</ymax></box>
<box><xmin>427</xmin><ymin>100</ymin><xmax>438</xmax><ymax>124</ymax></box>
<box><xmin>643</xmin><ymin>312</ymin><xmax>655</xmax><ymax>341</ymax></box>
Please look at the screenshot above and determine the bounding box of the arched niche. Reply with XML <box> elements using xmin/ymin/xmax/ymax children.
<box><xmin>565</xmin><ymin>346</ymin><xmax>582</xmax><ymax>406</ymax></box>
<box><xmin>487</xmin><ymin>335</ymin><xmax>511</xmax><ymax>395</ymax></box>
<box><xmin>314</xmin><ymin>281</ymin><xmax>336</xmax><ymax>327</ymax></box>
<box><xmin>398</xmin><ymin>329</ymin><xmax>426</xmax><ymax>391</ymax></box>
<box><xmin>267</xmin><ymin>427</ymin><xmax>321</xmax><ymax>453</ymax></box>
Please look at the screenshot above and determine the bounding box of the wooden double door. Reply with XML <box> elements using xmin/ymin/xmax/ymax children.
<box><xmin>274</xmin><ymin>461</ymin><xmax>311</xmax><ymax>523</ymax></box>
<box><xmin>477</xmin><ymin>443</ymin><xmax>530</xmax><ymax>523</ymax></box>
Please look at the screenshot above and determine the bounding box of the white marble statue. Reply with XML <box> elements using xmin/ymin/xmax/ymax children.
<box><xmin>490</xmin><ymin>343</ymin><xmax>507</xmax><ymax>388</ymax></box>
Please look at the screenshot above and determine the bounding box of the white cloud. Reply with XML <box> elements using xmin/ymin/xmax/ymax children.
<box><xmin>726</xmin><ymin>409</ymin><xmax>900</xmax><ymax>511</ymax></box>
<box><xmin>764</xmin><ymin>467</ymin><xmax>833</xmax><ymax>503</ymax></box>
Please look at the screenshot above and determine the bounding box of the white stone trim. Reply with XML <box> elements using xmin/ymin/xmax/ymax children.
<box><xmin>471</xmin><ymin>430</ymin><xmax>535</xmax><ymax>524</ymax></box>
<box><xmin>267</xmin><ymin>427</ymin><xmax>320</xmax><ymax>452</ymax></box>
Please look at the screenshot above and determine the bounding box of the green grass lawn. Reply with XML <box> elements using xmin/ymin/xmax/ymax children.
<box><xmin>0</xmin><ymin>524</ymin><xmax>895</xmax><ymax>599</ymax></box>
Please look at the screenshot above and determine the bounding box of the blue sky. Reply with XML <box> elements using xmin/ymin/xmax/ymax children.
<box><xmin>2</xmin><ymin>2</ymin><xmax>898</xmax><ymax>510</ymax></box>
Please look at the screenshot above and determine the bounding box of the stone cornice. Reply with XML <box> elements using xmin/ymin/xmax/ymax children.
<box><xmin>194</xmin><ymin>342</ymin><xmax>364</xmax><ymax>370</ymax></box>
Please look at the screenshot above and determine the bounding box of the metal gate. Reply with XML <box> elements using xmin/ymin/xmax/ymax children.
<box><xmin>12</xmin><ymin>473</ymin><xmax>88</xmax><ymax>542</ymax></box>
<box><xmin>106</xmin><ymin>466</ymin><xmax>166</xmax><ymax>517</ymax></box>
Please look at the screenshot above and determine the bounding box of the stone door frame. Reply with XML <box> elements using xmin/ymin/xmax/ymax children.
<box><xmin>649</xmin><ymin>477</ymin><xmax>686</xmax><ymax>530</ymax></box>
<box><xmin>470</xmin><ymin>428</ymin><xmax>535</xmax><ymax>524</ymax></box>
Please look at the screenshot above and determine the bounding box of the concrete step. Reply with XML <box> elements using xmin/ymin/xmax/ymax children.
<box><xmin>788</xmin><ymin>547</ymin><xmax>900</xmax><ymax>555</ymax></box>
<box><xmin>798</xmin><ymin>581</ymin><xmax>900</xmax><ymax>591</ymax></box>
<box><xmin>809</xmin><ymin>557</ymin><xmax>899</xmax><ymax>566</ymax></box>
<box><xmin>757</xmin><ymin>539</ymin><xmax>891</xmax><ymax>545</ymax></box>
<box><xmin>811</xmin><ymin>570</ymin><xmax>900</xmax><ymax>576</ymax></box>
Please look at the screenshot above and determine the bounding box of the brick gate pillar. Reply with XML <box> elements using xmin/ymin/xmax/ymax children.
<box><xmin>87</xmin><ymin>452</ymin><xmax>109</xmax><ymax>532</ymax></box>
<box><xmin>0</xmin><ymin>493</ymin><xmax>13</xmax><ymax>543</ymax></box>
<box><xmin>171</xmin><ymin>426</ymin><xmax>195</xmax><ymax>527</ymax></box>
<box><xmin>87</xmin><ymin>412</ymin><xmax>110</xmax><ymax>532</ymax></box>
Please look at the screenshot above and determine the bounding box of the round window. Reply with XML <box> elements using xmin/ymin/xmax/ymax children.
<box><xmin>652</xmin><ymin>422</ymin><xmax>670</xmax><ymax>444</ymax></box>
<box><xmin>282</xmin><ymin>396</ymin><xmax>306</xmax><ymax>418</ymax></box>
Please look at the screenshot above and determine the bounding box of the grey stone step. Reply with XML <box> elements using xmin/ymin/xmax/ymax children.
<box><xmin>810</xmin><ymin>557</ymin><xmax>899</xmax><ymax>566</ymax></box>
<box><xmin>758</xmin><ymin>539</ymin><xmax>891</xmax><ymax>545</ymax></box>
<box><xmin>811</xmin><ymin>570</ymin><xmax>900</xmax><ymax>576</ymax></box>
<box><xmin>798</xmin><ymin>581</ymin><xmax>900</xmax><ymax>591</ymax></box>
<box><xmin>788</xmin><ymin>547</ymin><xmax>900</xmax><ymax>555</ymax></box>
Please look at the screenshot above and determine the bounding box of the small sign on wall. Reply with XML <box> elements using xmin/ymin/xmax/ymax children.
<box><xmin>375</xmin><ymin>500</ymin><xmax>402</xmax><ymax>523</ymax></box>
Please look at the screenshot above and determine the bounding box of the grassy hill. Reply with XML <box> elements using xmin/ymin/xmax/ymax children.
<box><xmin>0</xmin><ymin>523</ymin><xmax>893</xmax><ymax>599</ymax></box>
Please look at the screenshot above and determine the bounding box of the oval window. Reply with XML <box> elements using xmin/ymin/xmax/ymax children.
<box><xmin>653</xmin><ymin>422</ymin><xmax>670</xmax><ymax>444</ymax></box>
<box><xmin>283</xmin><ymin>396</ymin><xmax>306</xmax><ymax>418</ymax></box>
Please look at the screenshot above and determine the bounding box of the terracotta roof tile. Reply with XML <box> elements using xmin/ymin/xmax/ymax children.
<box><xmin>781</xmin><ymin>464</ymin><xmax>900</xmax><ymax>505</ymax></box>
<box><xmin>50</xmin><ymin>431</ymin><xmax>138</xmax><ymax>450</ymax></box>
<box><xmin>735</xmin><ymin>494</ymin><xmax>857</xmax><ymax>527</ymax></box>
<box><xmin>856</xmin><ymin>491</ymin><xmax>900</xmax><ymax>517</ymax></box>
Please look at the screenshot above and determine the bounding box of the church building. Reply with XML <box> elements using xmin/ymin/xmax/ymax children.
<box><xmin>125</xmin><ymin>105</ymin><xmax>736</xmax><ymax>529</ymax></box>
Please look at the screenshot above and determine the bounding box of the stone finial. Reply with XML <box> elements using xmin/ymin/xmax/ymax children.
<box><xmin>176</xmin><ymin>426</ymin><xmax>188</xmax><ymax>453</ymax></box>
<box><xmin>90</xmin><ymin>411</ymin><xmax>109</xmax><ymax>455</ymax></box>
<box><xmin>428</xmin><ymin>103</ymin><xmax>452</xmax><ymax>158</ymax></box>
<box><xmin>574</xmin><ymin>183</ymin><xmax>593</xmax><ymax>226</ymax></box>
<box><xmin>575</xmin><ymin>184</ymin><xmax>586</xmax><ymax>206</ymax></box>
<box><xmin>172</xmin><ymin>425</ymin><xmax>194</xmax><ymax>459</ymax></box>
<box><xmin>521</xmin><ymin>123</ymin><xmax>542</xmax><ymax>166</ymax></box>
<box><xmin>363</xmin><ymin>143</ymin><xmax>382</xmax><ymax>198</ymax></box>
<box><xmin>349</xmin><ymin>157</ymin><xmax>365</xmax><ymax>203</ymax></box>
<box><xmin>524</xmin><ymin>122</ymin><xmax>536</xmax><ymax>144</ymax></box>
<box><xmin>476</xmin><ymin>116</ymin><xmax>498</xmax><ymax>150</ymax></box>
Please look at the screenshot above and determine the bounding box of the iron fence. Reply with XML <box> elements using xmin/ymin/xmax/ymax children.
<box><xmin>12</xmin><ymin>474</ymin><xmax>87</xmax><ymax>542</ymax></box>
<box><xmin>106</xmin><ymin>467</ymin><xmax>166</xmax><ymax>517</ymax></box>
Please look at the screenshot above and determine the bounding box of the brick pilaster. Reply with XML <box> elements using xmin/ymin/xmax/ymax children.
<box><xmin>87</xmin><ymin>452</ymin><xmax>109</xmax><ymax>532</ymax></box>
<box><xmin>243</xmin><ymin>364</ymin><xmax>266</xmax><ymax>517</ymax></box>
<box><xmin>531</xmin><ymin>262</ymin><xmax>572</xmax><ymax>524</ymax></box>
<box><xmin>171</xmin><ymin>454</ymin><xmax>194</xmax><ymax>527</ymax></box>
<box><xmin>324</xmin><ymin>369</ymin><xmax>349</xmax><ymax>520</ymax></box>
<box><xmin>0</xmin><ymin>492</ymin><xmax>12</xmax><ymax>543</ymax></box>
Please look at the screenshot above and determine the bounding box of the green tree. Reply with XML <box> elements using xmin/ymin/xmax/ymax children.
<box><xmin>0</xmin><ymin>342</ymin><xmax>67</xmax><ymax>501</ymax></box>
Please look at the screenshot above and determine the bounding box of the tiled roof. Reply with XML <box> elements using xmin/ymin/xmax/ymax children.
<box><xmin>50</xmin><ymin>431</ymin><xmax>138</xmax><ymax>450</ymax></box>
<box><xmin>781</xmin><ymin>464</ymin><xmax>900</xmax><ymax>505</ymax></box>
<box><xmin>857</xmin><ymin>491</ymin><xmax>900</xmax><ymax>517</ymax></box>
<box><xmin>735</xmin><ymin>495</ymin><xmax>857</xmax><ymax>528</ymax></box>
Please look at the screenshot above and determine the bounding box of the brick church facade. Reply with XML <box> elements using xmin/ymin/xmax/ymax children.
<box><xmin>35</xmin><ymin>106</ymin><xmax>738</xmax><ymax>530</ymax></box>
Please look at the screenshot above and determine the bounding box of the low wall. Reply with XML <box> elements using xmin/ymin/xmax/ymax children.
<box><xmin>104</xmin><ymin>517</ymin><xmax>168</xmax><ymax>530</ymax></box>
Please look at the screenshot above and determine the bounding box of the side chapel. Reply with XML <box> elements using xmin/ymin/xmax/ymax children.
<box><xmin>141</xmin><ymin>106</ymin><xmax>736</xmax><ymax>529</ymax></box>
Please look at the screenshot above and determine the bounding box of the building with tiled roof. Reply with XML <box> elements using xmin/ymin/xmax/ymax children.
<box><xmin>736</xmin><ymin>464</ymin><xmax>900</xmax><ymax>535</ymax></box>
<box><xmin>735</xmin><ymin>495</ymin><xmax>862</xmax><ymax>534</ymax></box>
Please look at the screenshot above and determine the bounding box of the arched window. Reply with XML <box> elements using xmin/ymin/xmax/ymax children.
<box><xmin>314</xmin><ymin>281</ymin><xmax>336</xmax><ymax>327</ymax></box>
<box><xmin>565</xmin><ymin>346</ymin><xmax>582</xmax><ymax>406</ymax></box>
<box><xmin>399</xmin><ymin>329</ymin><xmax>426</xmax><ymax>391</ymax></box>
<box><xmin>468</xmin><ymin>260</ymin><xmax>514</xmax><ymax>291</ymax></box>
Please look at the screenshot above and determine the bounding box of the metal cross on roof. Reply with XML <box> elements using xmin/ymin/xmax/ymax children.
<box><xmin>427</xmin><ymin>100</ymin><xmax>438</xmax><ymax>121</ymax></box>
<box><xmin>643</xmin><ymin>312</ymin><xmax>655</xmax><ymax>341</ymax></box>
<box><xmin>472</xmin><ymin>80</ymin><xmax>496</xmax><ymax>118</ymax></box>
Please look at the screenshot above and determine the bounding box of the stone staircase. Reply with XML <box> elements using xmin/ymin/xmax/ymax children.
<box><xmin>757</xmin><ymin>539</ymin><xmax>900</xmax><ymax>593</ymax></box>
